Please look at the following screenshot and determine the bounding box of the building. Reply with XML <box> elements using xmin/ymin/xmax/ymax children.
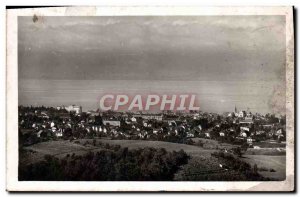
<box><xmin>55</xmin><ymin>129</ymin><xmax>63</xmax><ymax>137</ymax></box>
<box><xmin>239</xmin><ymin>118</ymin><xmax>253</xmax><ymax>125</ymax></box>
<box><xmin>133</xmin><ymin>113</ymin><xmax>163</xmax><ymax>121</ymax></box>
<box><xmin>58</xmin><ymin>105</ymin><xmax>82</xmax><ymax>114</ymax></box>
<box><xmin>247</xmin><ymin>137</ymin><xmax>253</xmax><ymax>144</ymax></box>
<box><xmin>103</xmin><ymin>120</ymin><xmax>121</xmax><ymax>127</ymax></box>
<box><xmin>238</xmin><ymin>111</ymin><xmax>246</xmax><ymax>118</ymax></box>
<box><xmin>204</xmin><ymin>132</ymin><xmax>210</xmax><ymax>138</ymax></box>
<box><xmin>87</xmin><ymin>110</ymin><xmax>99</xmax><ymax>116</ymax></box>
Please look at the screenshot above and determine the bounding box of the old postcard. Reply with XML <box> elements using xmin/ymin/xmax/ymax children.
<box><xmin>6</xmin><ymin>6</ymin><xmax>294</xmax><ymax>191</ymax></box>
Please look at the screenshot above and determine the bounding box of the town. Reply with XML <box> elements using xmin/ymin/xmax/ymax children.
<box><xmin>19</xmin><ymin>104</ymin><xmax>286</xmax><ymax>147</ymax></box>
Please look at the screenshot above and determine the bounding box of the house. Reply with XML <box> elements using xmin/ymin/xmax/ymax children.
<box><xmin>275</xmin><ymin>129</ymin><xmax>284</xmax><ymax>140</ymax></box>
<box><xmin>92</xmin><ymin>125</ymin><xmax>103</xmax><ymax>132</ymax></box>
<box><xmin>168</xmin><ymin>120</ymin><xmax>177</xmax><ymax>127</ymax></box>
<box><xmin>240</xmin><ymin>126</ymin><xmax>250</xmax><ymax>132</ymax></box>
<box><xmin>240</xmin><ymin>132</ymin><xmax>247</xmax><ymax>138</ymax></box>
<box><xmin>103</xmin><ymin>126</ymin><xmax>107</xmax><ymax>133</ymax></box>
<box><xmin>153</xmin><ymin>130</ymin><xmax>159</xmax><ymax>135</ymax></box>
<box><xmin>227</xmin><ymin>112</ymin><xmax>234</xmax><ymax>117</ymax></box>
<box><xmin>262</xmin><ymin>124</ymin><xmax>273</xmax><ymax>129</ymax></box>
<box><xmin>256</xmin><ymin>130</ymin><xmax>265</xmax><ymax>135</ymax></box>
<box><xmin>51</xmin><ymin>127</ymin><xmax>57</xmax><ymax>132</ymax></box>
<box><xmin>87</xmin><ymin>110</ymin><xmax>99</xmax><ymax>116</ymax></box>
<box><xmin>239</xmin><ymin>118</ymin><xmax>253</xmax><ymax>125</ymax></box>
<box><xmin>103</xmin><ymin>120</ymin><xmax>121</xmax><ymax>127</ymax></box>
<box><xmin>194</xmin><ymin>125</ymin><xmax>202</xmax><ymax>132</ymax></box>
<box><xmin>275</xmin><ymin>129</ymin><xmax>283</xmax><ymax>136</ymax></box>
<box><xmin>205</xmin><ymin>132</ymin><xmax>210</xmax><ymax>138</ymax></box>
<box><xmin>247</xmin><ymin>137</ymin><xmax>253</xmax><ymax>144</ymax></box>
<box><xmin>36</xmin><ymin>130</ymin><xmax>44</xmax><ymax>138</ymax></box>
<box><xmin>142</xmin><ymin>114</ymin><xmax>163</xmax><ymax>121</ymax></box>
<box><xmin>55</xmin><ymin>129</ymin><xmax>63</xmax><ymax>137</ymax></box>
<box><xmin>238</xmin><ymin>111</ymin><xmax>246</xmax><ymax>118</ymax></box>
<box><xmin>267</xmin><ymin>132</ymin><xmax>274</xmax><ymax>138</ymax></box>
<box><xmin>40</xmin><ymin>112</ymin><xmax>49</xmax><ymax>119</ymax></box>
<box><xmin>186</xmin><ymin>132</ymin><xmax>194</xmax><ymax>137</ymax></box>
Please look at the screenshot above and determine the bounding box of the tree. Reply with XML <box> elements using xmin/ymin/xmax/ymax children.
<box><xmin>253</xmin><ymin>164</ymin><xmax>258</xmax><ymax>174</ymax></box>
<box><xmin>233</xmin><ymin>147</ymin><xmax>242</xmax><ymax>157</ymax></box>
<box><xmin>63</xmin><ymin>128</ymin><xmax>73</xmax><ymax>139</ymax></box>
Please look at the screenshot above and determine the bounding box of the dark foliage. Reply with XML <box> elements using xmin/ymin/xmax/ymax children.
<box><xmin>210</xmin><ymin>151</ymin><xmax>270</xmax><ymax>181</ymax></box>
<box><xmin>19</xmin><ymin>146</ymin><xmax>189</xmax><ymax>181</ymax></box>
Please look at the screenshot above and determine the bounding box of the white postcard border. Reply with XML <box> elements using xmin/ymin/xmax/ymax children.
<box><xmin>6</xmin><ymin>6</ymin><xmax>294</xmax><ymax>191</ymax></box>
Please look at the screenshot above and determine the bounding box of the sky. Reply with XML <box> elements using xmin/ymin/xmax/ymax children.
<box><xmin>18</xmin><ymin>16</ymin><xmax>286</xmax><ymax>114</ymax></box>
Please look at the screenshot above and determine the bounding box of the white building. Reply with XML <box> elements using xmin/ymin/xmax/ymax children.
<box><xmin>133</xmin><ymin>113</ymin><xmax>163</xmax><ymax>121</ymax></box>
<box><xmin>240</xmin><ymin>126</ymin><xmax>250</xmax><ymax>132</ymax></box>
<box><xmin>58</xmin><ymin>105</ymin><xmax>82</xmax><ymax>114</ymax></box>
<box><xmin>240</xmin><ymin>131</ymin><xmax>247</xmax><ymax>138</ymax></box>
<box><xmin>205</xmin><ymin>132</ymin><xmax>210</xmax><ymax>138</ymax></box>
<box><xmin>56</xmin><ymin>129</ymin><xmax>63</xmax><ymax>137</ymax></box>
<box><xmin>103</xmin><ymin>120</ymin><xmax>121</xmax><ymax>127</ymax></box>
<box><xmin>247</xmin><ymin>137</ymin><xmax>253</xmax><ymax>144</ymax></box>
<box><xmin>238</xmin><ymin>111</ymin><xmax>245</xmax><ymax>118</ymax></box>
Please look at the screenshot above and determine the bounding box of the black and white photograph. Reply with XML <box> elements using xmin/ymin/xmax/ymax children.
<box><xmin>6</xmin><ymin>6</ymin><xmax>294</xmax><ymax>191</ymax></box>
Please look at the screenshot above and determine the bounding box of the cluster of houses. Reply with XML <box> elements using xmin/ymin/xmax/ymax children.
<box><xmin>18</xmin><ymin>105</ymin><xmax>286</xmax><ymax>146</ymax></box>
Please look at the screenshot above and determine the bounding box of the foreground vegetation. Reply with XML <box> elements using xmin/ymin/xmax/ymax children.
<box><xmin>19</xmin><ymin>143</ymin><xmax>189</xmax><ymax>181</ymax></box>
<box><xmin>19</xmin><ymin>138</ymin><xmax>285</xmax><ymax>181</ymax></box>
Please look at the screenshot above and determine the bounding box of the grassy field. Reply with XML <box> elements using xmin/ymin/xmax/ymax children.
<box><xmin>245</xmin><ymin>148</ymin><xmax>286</xmax><ymax>156</ymax></box>
<box><xmin>191</xmin><ymin>138</ymin><xmax>238</xmax><ymax>149</ymax></box>
<box><xmin>252</xmin><ymin>141</ymin><xmax>286</xmax><ymax>148</ymax></box>
<box><xmin>242</xmin><ymin>155</ymin><xmax>286</xmax><ymax>180</ymax></box>
<box><xmin>21</xmin><ymin>139</ymin><xmax>214</xmax><ymax>164</ymax></box>
<box><xmin>79</xmin><ymin>139</ymin><xmax>215</xmax><ymax>158</ymax></box>
<box><xmin>21</xmin><ymin>140</ymin><xmax>103</xmax><ymax>165</ymax></box>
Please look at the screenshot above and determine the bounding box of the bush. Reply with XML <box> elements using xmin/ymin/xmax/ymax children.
<box><xmin>195</xmin><ymin>141</ymin><xmax>204</xmax><ymax>147</ymax></box>
<box><xmin>185</xmin><ymin>139</ymin><xmax>194</xmax><ymax>145</ymax></box>
<box><xmin>83</xmin><ymin>141</ymin><xmax>89</xmax><ymax>146</ymax></box>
